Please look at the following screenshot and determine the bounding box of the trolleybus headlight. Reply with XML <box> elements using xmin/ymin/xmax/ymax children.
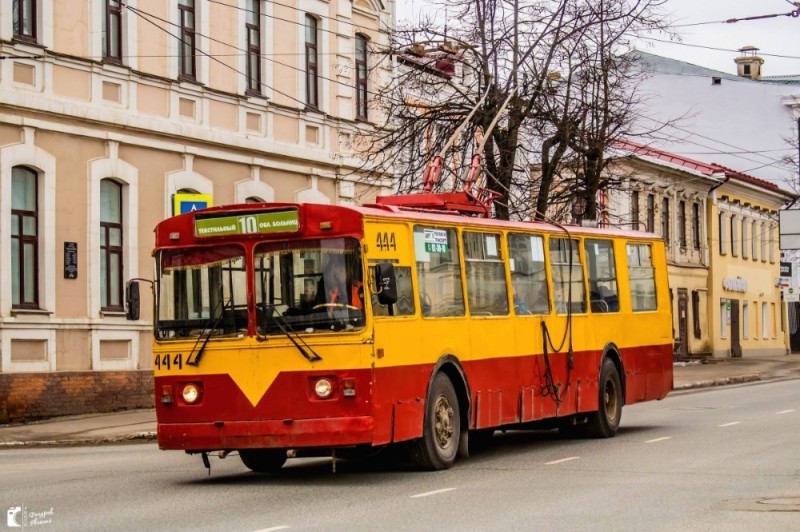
<box><xmin>314</xmin><ymin>378</ymin><xmax>333</xmax><ymax>399</ymax></box>
<box><xmin>182</xmin><ymin>383</ymin><xmax>201</xmax><ymax>404</ymax></box>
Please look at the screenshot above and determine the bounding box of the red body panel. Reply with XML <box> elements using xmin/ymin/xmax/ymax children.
<box><xmin>155</xmin><ymin>344</ymin><xmax>672</xmax><ymax>451</ymax></box>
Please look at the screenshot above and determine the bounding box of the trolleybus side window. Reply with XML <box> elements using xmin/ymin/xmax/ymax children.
<box><xmin>627</xmin><ymin>243</ymin><xmax>657</xmax><ymax>311</ymax></box>
<box><xmin>370</xmin><ymin>264</ymin><xmax>415</xmax><ymax>316</ymax></box>
<box><xmin>463</xmin><ymin>231</ymin><xmax>508</xmax><ymax>316</ymax></box>
<box><xmin>413</xmin><ymin>226</ymin><xmax>465</xmax><ymax>318</ymax></box>
<box><xmin>585</xmin><ymin>239</ymin><xmax>619</xmax><ymax>313</ymax></box>
<box><xmin>507</xmin><ymin>233</ymin><xmax>549</xmax><ymax>315</ymax></box>
<box><xmin>549</xmin><ymin>237</ymin><xmax>586</xmax><ymax>314</ymax></box>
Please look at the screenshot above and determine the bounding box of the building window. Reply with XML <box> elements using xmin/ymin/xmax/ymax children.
<box><xmin>760</xmin><ymin>222</ymin><xmax>767</xmax><ymax>261</ymax></box>
<box><xmin>305</xmin><ymin>15</ymin><xmax>319</xmax><ymax>109</ymax></box>
<box><xmin>646</xmin><ymin>194</ymin><xmax>654</xmax><ymax>232</ymax></box>
<box><xmin>741</xmin><ymin>218</ymin><xmax>749</xmax><ymax>259</ymax></box>
<box><xmin>631</xmin><ymin>191</ymin><xmax>640</xmax><ymax>230</ymax></box>
<box><xmin>11</xmin><ymin>166</ymin><xmax>39</xmax><ymax>308</ymax></box>
<box><xmin>355</xmin><ymin>34</ymin><xmax>368</xmax><ymax>120</ymax></box>
<box><xmin>678</xmin><ymin>200</ymin><xmax>686</xmax><ymax>249</ymax></box>
<box><xmin>100</xmin><ymin>179</ymin><xmax>124</xmax><ymax>311</ymax></box>
<box><xmin>13</xmin><ymin>0</ymin><xmax>36</xmax><ymax>42</ymax></box>
<box><xmin>742</xmin><ymin>300</ymin><xmax>749</xmax><ymax>339</ymax></box>
<box><xmin>246</xmin><ymin>0</ymin><xmax>261</xmax><ymax>94</ymax></box>
<box><xmin>769</xmin><ymin>225</ymin><xmax>776</xmax><ymax>263</ymax></box>
<box><xmin>730</xmin><ymin>214</ymin><xmax>738</xmax><ymax>257</ymax></box>
<box><xmin>692</xmin><ymin>202</ymin><xmax>701</xmax><ymax>249</ymax></box>
<box><xmin>720</xmin><ymin>299</ymin><xmax>728</xmax><ymax>339</ymax></box>
<box><xmin>103</xmin><ymin>0</ymin><xmax>123</xmax><ymax>63</ymax></box>
<box><xmin>661</xmin><ymin>198</ymin><xmax>670</xmax><ymax>243</ymax></box>
<box><xmin>719</xmin><ymin>213</ymin><xmax>727</xmax><ymax>255</ymax></box>
<box><xmin>751</xmin><ymin>220</ymin><xmax>758</xmax><ymax>260</ymax></box>
<box><xmin>691</xmin><ymin>290</ymin><xmax>701</xmax><ymax>339</ymax></box>
<box><xmin>178</xmin><ymin>0</ymin><xmax>196</xmax><ymax>80</ymax></box>
<box><xmin>761</xmin><ymin>302</ymin><xmax>768</xmax><ymax>338</ymax></box>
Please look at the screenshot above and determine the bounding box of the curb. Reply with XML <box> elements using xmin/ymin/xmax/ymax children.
<box><xmin>0</xmin><ymin>431</ymin><xmax>157</xmax><ymax>448</ymax></box>
<box><xmin>673</xmin><ymin>373</ymin><xmax>762</xmax><ymax>391</ymax></box>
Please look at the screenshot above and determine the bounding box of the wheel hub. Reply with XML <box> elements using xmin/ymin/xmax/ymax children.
<box><xmin>434</xmin><ymin>394</ymin><xmax>455</xmax><ymax>448</ymax></box>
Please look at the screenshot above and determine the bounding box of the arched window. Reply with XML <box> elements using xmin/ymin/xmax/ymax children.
<box><xmin>355</xmin><ymin>34</ymin><xmax>368</xmax><ymax>120</ymax></box>
<box><xmin>11</xmin><ymin>166</ymin><xmax>39</xmax><ymax>308</ymax></box>
<box><xmin>245</xmin><ymin>196</ymin><xmax>264</xmax><ymax>204</ymax></box>
<box><xmin>100</xmin><ymin>179</ymin><xmax>124</xmax><ymax>311</ymax></box>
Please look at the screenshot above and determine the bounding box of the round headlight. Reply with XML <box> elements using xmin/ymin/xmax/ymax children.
<box><xmin>182</xmin><ymin>383</ymin><xmax>200</xmax><ymax>404</ymax></box>
<box><xmin>314</xmin><ymin>378</ymin><xmax>333</xmax><ymax>398</ymax></box>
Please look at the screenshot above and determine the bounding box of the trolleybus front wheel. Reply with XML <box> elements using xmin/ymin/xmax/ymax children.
<box><xmin>587</xmin><ymin>357</ymin><xmax>622</xmax><ymax>438</ymax></box>
<box><xmin>411</xmin><ymin>372</ymin><xmax>461</xmax><ymax>470</ymax></box>
<box><xmin>239</xmin><ymin>449</ymin><xmax>288</xmax><ymax>473</ymax></box>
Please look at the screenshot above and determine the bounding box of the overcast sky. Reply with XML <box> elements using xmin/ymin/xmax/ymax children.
<box><xmin>396</xmin><ymin>0</ymin><xmax>800</xmax><ymax>76</ymax></box>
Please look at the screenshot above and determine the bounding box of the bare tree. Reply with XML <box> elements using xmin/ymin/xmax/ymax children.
<box><xmin>358</xmin><ymin>0</ymin><xmax>670</xmax><ymax>220</ymax></box>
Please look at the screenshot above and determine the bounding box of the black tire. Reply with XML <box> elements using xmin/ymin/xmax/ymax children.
<box><xmin>410</xmin><ymin>372</ymin><xmax>461</xmax><ymax>470</ymax></box>
<box><xmin>587</xmin><ymin>358</ymin><xmax>623</xmax><ymax>438</ymax></box>
<box><xmin>239</xmin><ymin>449</ymin><xmax>287</xmax><ymax>473</ymax></box>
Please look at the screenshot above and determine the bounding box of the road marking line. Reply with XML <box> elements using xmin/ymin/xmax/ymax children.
<box><xmin>410</xmin><ymin>488</ymin><xmax>456</xmax><ymax>498</ymax></box>
<box><xmin>777</xmin><ymin>409</ymin><xmax>795</xmax><ymax>414</ymax></box>
<box><xmin>645</xmin><ymin>437</ymin><xmax>672</xmax><ymax>443</ymax></box>
<box><xmin>545</xmin><ymin>456</ymin><xmax>580</xmax><ymax>465</ymax></box>
<box><xmin>719</xmin><ymin>422</ymin><xmax>741</xmax><ymax>427</ymax></box>
<box><xmin>251</xmin><ymin>527</ymin><xmax>290</xmax><ymax>532</ymax></box>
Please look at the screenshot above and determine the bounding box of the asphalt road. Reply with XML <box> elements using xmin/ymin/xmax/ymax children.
<box><xmin>2</xmin><ymin>380</ymin><xmax>798</xmax><ymax>531</ymax></box>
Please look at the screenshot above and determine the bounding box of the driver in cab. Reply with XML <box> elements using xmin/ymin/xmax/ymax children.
<box><xmin>315</xmin><ymin>255</ymin><xmax>363</xmax><ymax>310</ymax></box>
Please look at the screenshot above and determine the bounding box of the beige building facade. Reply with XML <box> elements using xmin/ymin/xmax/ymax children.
<box><xmin>608</xmin><ymin>142</ymin><xmax>794</xmax><ymax>359</ymax></box>
<box><xmin>0</xmin><ymin>0</ymin><xmax>393</xmax><ymax>421</ymax></box>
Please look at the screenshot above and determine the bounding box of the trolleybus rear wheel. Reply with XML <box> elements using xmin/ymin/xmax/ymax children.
<box><xmin>239</xmin><ymin>449</ymin><xmax>287</xmax><ymax>473</ymax></box>
<box><xmin>587</xmin><ymin>358</ymin><xmax>622</xmax><ymax>438</ymax></box>
<box><xmin>411</xmin><ymin>372</ymin><xmax>461</xmax><ymax>470</ymax></box>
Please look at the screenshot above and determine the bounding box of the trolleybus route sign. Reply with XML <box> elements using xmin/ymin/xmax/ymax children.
<box><xmin>195</xmin><ymin>209</ymin><xmax>299</xmax><ymax>237</ymax></box>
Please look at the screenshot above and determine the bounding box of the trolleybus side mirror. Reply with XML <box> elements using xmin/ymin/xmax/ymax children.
<box><xmin>375</xmin><ymin>262</ymin><xmax>398</xmax><ymax>305</ymax></box>
<box><xmin>126</xmin><ymin>280</ymin><xmax>140</xmax><ymax>321</ymax></box>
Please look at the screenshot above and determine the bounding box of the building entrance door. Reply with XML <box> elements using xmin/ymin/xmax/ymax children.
<box><xmin>676</xmin><ymin>289</ymin><xmax>689</xmax><ymax>358</ymax></box>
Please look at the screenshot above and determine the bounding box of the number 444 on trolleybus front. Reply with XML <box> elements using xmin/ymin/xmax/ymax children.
<box><xmin>126</xmin><ymin>197</ymin><xmax>673</xmax><ymax>473</ymax></box>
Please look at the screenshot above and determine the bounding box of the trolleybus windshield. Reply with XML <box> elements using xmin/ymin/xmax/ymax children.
<box><xmin>155</xmin><ymin>244</ymin><xmax>247</xmax><ymax>339</ymax></box>
<box><xmin>254</xmin><ymin>237</ymin><xmax>365</xmax><ymax>335</ymax></box>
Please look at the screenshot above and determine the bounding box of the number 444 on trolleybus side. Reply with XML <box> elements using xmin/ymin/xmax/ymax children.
<box><xmin>126</xmin><ymin>195</ymin><xmax>673</xmax><ymax>473</ymax></box>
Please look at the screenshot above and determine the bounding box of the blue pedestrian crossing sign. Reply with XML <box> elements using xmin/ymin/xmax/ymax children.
<box><xmin>173</xmin><ymin>193</ymin><xmax>213</xmax><ymax>216</ymax></box>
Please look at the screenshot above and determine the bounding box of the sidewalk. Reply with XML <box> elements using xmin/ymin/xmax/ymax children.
<box><xmin>2</xmin><ymin>354</ymin><xmax>800</xmax><ymax>447</ymax></box>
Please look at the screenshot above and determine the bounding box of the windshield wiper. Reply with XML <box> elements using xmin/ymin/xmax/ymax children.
<box><xmin>186</xmin><ymin>298</ymin><xmax>232</xmax><ymax>367</ymax></box>
<box><xmin>264</xmin><ymin>305</ymin><xmax>322</xmax><ymax>363</ymax></box>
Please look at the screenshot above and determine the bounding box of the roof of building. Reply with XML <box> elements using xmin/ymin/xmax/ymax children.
<box><xmin>629</xmin><ymin>51</ymin><xmax>799</xmax><ymax>188</ymax></box>
<box><xmin>613</xmin><ymin>140</ymin><xmax>797</xmax><ymax>200</ymax></box>
<box><xmin>761</xmin><ymin>75</ymin><xmax>800</xmax><ymax>86</ymax></box>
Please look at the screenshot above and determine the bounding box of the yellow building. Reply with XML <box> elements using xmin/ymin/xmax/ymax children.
<box><xmin>608</xmin><ymin>142</ymin><xmax>795</xmax><ymax>359</ymax></box>
<box><xmin>709</xmin><ymin>166</ymin><xmax>795</xmax><ymax>357</ymax></box>
<box><xmin>0</xmin><ymin>0</ymin><xmax>392</xmax><ymax>421</ymax></box>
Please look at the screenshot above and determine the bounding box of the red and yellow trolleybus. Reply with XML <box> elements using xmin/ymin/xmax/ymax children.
<box><xmin>129</xmin><ymin>192</ymin><xmax>672</xmax><ymax>472</ymax></box>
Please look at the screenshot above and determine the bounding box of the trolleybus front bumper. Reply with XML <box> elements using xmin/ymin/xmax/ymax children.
<box><xmin>157</xmin><ymin>415</ymin><xmax>375</xmax><ymax>451</ymax></box>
